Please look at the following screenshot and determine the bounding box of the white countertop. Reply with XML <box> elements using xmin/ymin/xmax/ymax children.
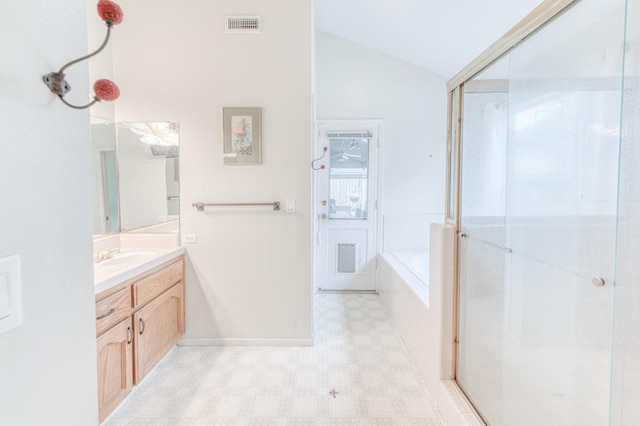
<box><xmin>94</xmin><ymin>247</ymin><xmax>185</xmax><ymax>295</ymax></box>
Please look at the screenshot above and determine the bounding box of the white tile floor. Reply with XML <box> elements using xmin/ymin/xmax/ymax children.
<box><xmin>104</xmin><ymin>293</ymin><xmax>444</xmax><ymax>425</ymax></box>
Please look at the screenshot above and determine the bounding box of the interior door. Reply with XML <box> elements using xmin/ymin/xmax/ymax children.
<box><xmin>315</xmin><ymin>123</ymin><xmax>380</xmax><ymax>291</ymax></box>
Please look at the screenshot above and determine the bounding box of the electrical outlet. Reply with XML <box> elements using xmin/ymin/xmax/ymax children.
<box><xmin>182</xmin><ymin>234</ymin><xmax>198</xmax><ymax>244</ymax></box>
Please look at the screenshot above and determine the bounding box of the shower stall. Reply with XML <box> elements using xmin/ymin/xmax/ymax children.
<box><xmin>447</xmin><ymin>0</ymin><xmax>640</xmax><ymax>424</ymax></box>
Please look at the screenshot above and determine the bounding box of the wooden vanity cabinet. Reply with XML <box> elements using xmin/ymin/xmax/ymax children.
<box><xmin>96</xmin><ymin>256</ymin><xmax>184</xmax><ymax>423</ymax></box>
<box><xmin>134</xmin><ymin>281</ymin><xmax>185</xmax><ymax>383</ymax></box>
<box><xmin>134</xmin><ymin>259</ymin><xmax>184</xmax><ymax>308</ymax></box>
<box><xmin>97</xmin><ymin>318</ymin><xmax>133</xmax><ymax>423</ymax></box>
<box><xmin>96</xmin><ymin>287</ymin><xmax>131</xmax><ymax>336</ymax></box>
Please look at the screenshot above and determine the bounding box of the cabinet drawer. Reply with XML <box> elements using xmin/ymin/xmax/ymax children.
<box><xmin>134</xmin><ymin>259</ymin><xmax>184</xmax><ymax>308</ymax></box>
<box><xmin>96</xmin><ymin>287</ymin><xmax>132</xmax><ymax>336</ymax></box>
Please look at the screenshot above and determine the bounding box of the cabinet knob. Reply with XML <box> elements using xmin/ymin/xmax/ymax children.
<box><xmin>139</xmin><ymin>318</ymin><xmax>146</xmax><ymax>335</ymax></box>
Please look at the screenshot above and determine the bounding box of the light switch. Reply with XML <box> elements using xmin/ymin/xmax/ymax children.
<box><xmin>0</xmin><ymin>255</ymin><xmax>21</xmax><ymax>335</ymax></box>
<box><xmin>285</xmin><ymin>199</ymin><xmax>296</xmax><ymax>213</ymax></box>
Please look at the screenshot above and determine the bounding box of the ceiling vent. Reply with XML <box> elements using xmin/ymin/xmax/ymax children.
<box><xmin>225</xmin><ymin>15</ymin><xmax>262</xmax><ymax>34</ymax></box>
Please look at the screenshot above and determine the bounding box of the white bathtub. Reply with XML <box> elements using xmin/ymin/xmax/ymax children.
<box><xmin>380</xmin><ymin>250</ymin><xmax>429</xmax><ymax>308</ymax></box>
<box><xmin>377</xmin><ymin>251</ymin><xmax>432</xmax><ymax>387</ymax></box>
<box><xmin>377</xmin><ymin>225</ymin><xmax>456</xmax><ymax>414</ymax></box>
<box><xmin>390</xmin><ymin>250</ymin><xmax>429</xmax><ymax>288</ymax></box>
<box><xmin>379</xmin><ymin>225</ymin><xmax>479</xmax><ymax>426</ymax></box>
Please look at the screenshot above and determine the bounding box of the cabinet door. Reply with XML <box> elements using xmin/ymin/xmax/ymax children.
<box><xmin>134</xmin><ymin>281</ymin><xmax>185</xmax><ymax>384</ymax></box>
<box><xmin>97</xmin><ymin>317</ymin><xmax>134</xmax><ymax>423</ymax></box>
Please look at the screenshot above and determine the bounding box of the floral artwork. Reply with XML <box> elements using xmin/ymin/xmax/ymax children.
<box><xmin>231</xmin><ymin>115</ymin><xmax>253</xmax><ymax>156</ymax></box>
<box><xmin>223</xmin><ymin>107</ymin><xmax>261</xmax><ymax>164</ymax></box>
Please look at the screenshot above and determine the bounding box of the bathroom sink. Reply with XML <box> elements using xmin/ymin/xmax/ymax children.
<box><xmin>95</xmin><ymin>250</ymin><xmax>158</xmax><ymax>267</ymax></box>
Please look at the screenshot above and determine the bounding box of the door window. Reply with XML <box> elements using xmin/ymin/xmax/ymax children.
<box><xmin>328</xmin><ymin>138</ymin><xmax>369</xmax><ymax>220</ymax></box>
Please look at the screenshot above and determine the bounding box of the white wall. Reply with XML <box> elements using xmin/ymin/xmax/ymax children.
<box><xmin>0</xmin><ymin>1</ymin><xmax>99</xmax><ymax>424</ymax></box>
<box><xmin>382</xmin><ymin>214</ymin><xmax>443</xmax><ymax>252</ymax></box>
<box><xmin>113</xmin><ymin>0</ymin><xmax>313</xmax><ymax>343</ymax></box>
<box><xmin>315</xmin><ymin>31</ymin><xmax>447</xmax><ymax>216</ymax></box>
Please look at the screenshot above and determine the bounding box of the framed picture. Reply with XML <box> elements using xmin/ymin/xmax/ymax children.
<box><xmin>223</xmin><ymin>107</ymin><xmax>262</xmax><ymax>165</ymax></box>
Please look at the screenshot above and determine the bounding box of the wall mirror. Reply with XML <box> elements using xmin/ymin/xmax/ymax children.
<box><xmin>91</xmin><ymin>120</ymin><xmax>180</xmax><ymax>234</ymax></box>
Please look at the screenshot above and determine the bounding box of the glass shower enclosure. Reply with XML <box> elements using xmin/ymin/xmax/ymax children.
<box><xmin>447</xmin><ymin>0</ymin><xmax>640</xmax><ymax>424</ymax></box>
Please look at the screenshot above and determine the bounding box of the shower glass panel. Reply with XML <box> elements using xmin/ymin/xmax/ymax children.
<box><xmin>504</xmin><ymin>2</ymin><xmax>623</xmax><ymax>421</ymax></box>
<box><xmin>457</xmin><ymin>56</ymin><xmax>510</xmax><ymax>424</ymax></box>
<box><xmin>457</xmin><ymin>0</ymin><xmax>627</xmax><ymax>424</ymax></box>
<box><xmin>446</xmin><ymin>88</ymin><xmax>460</xmax><ymax>222</ymax></box>
<box><xmin>611</xmin><ymin>0</ymin><xmax>640</xmax><ymax>422</ymax></box>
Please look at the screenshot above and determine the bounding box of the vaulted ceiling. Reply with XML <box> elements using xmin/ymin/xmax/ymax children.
<box><xmin>314</xmin><ymin>0</ymin><xmax>543</xmax><ymax>78</ymax></box>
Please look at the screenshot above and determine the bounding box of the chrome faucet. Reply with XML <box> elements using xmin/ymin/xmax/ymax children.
<box><xmin>95</xmin><ymin>248</ymin><xmax>120</xmax><ymax>263</ymax></box>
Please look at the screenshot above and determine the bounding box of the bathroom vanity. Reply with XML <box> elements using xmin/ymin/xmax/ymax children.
<box><xmin>93</xmin><ymin>235</ymin><xmax>185</xmax><ymax>423</ymax></box>
<box><xmin>90</xmin><ymin>116</ymin><xmax>183</xmax><ymax>422</ymax></box>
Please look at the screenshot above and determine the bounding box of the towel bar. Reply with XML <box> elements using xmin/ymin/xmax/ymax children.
<box><xmin>192</xmin><ymin>202</ymin><xmax>280</xmax><ymax>211</ymax></box>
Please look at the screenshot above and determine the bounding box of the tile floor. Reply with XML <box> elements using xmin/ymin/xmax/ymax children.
<box><xmin>104</xmin><ymin>293</ymin><xmax>444</xmax><ymax>425</ymax></box>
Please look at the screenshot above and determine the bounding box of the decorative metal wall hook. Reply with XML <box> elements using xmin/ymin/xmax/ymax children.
<box><xmin>43</xmin><ymin>0</ymin><xmax>123</xmax><ymax>110</ymax></box>
<box><xmin>312</xmin><ymin>146</ymin><xmax>328</xmax><ymax>170</ymax></box>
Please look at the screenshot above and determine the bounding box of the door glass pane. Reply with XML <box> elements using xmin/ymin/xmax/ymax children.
<box><xmin>329</xmin><ymin>138</ymin><xmax>369</xmax><ymax>220</ymax></box>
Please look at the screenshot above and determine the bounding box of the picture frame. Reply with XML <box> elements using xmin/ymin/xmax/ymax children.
<box><xmin>223</xmin><ymin>107</ymin><xmax>262</xmax><ymax>165</ymax></box>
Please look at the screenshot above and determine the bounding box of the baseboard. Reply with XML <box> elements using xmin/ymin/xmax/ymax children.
<box><xmin>438</xmin><ymin>380</ymin><xmax>486</xmax><ymax>425</ymax></box>
<box><xmin>178</xmin><ymin>337</ymin><xmax>314</xmax><ymax>347</ymax></box>
<box><xmin>316</xmin><ymin>289</ymin><xmax>377</xmax><ymax>294</ymax></box>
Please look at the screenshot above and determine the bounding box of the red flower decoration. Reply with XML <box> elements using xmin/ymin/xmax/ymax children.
<box><xmin>97</xmin><ymin>0</ymin><xmax>124</xmax><ymax>26</ymax></box>
<box><xmin>94</xmin><ymin>79</ymin><xmax>120</xmax><ymax>101</ymax></box>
